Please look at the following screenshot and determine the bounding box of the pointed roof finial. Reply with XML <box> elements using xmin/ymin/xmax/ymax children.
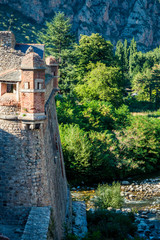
<box><xmin>26</xmin><ymin>46</ymin><xmax>34</xmax><ymax>54</ymax></box>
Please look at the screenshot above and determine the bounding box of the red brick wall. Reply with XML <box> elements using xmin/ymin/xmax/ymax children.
<box><xmin>53</xmin><ymin>77</ymin><xmax>58</xmax><ymax>89</ymax></box>
<box><xmin>21</xmin><ymin>69</ymin><xmax>45</xmax><ymax>114</ymax></box>
<box><xmin>34</xmin><ymin>70</ymin><xmax>45</xmax><ymax>80</ymax></box>
<box><xmin>21</xmin><ymin>71</ymin><xmax>34</xmax><ymax>89</ymax></box>
<box><xmin>21</xmin><ymin>92</ymin><xmax>34</xmax><ymax>113</ymax></box>
<box><xmin>34</xmin><ymin>92</ymin><xmax>45</xmax><ymax>113</ymax></box>
<box><xmin>1</xmin><ymin>83</ymin><xmax>7</xmax><ymax>95</ymax></box>
<box><xmin>51</xmin><ymin>66</ymin><xmax>58</xmax><ymax>89</ymax></box>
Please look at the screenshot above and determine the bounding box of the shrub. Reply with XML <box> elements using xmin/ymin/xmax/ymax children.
<box><xmin>117</xmin><ymin>116</ymin><xmax>160</xmax><ymax>176</ymax></box>
<box><xmin>88</xmin><ymin>131</ymin><xmax>119</xmax><ymax>182</ymax></box>
<box><xmin>84</xmin><ymin>209</ymin><xmax>137</xmax><ymax>240</ymax></box>
<box><xmin>59</xmin><ymin>124</ymin><xmax>91</xmax><ymax>183</ymax></box>
<box><xmin>94</xmin><ymin>182</ymin><xmax>124</xmax><ymax>209</ymax></box>
<box><xmin>60</xmin><ymin>124</ymin><xmax>119</xmax><ymax>184</ymax></box>
<box><xmin>56</xmin><ymin>95</ymin><xmax>131</xmax><ymax>132</ymax></box>
<box><xmin>114</xmin><ymin>104</ymin><xmax>131</xmax><ymax>129</ymax></box>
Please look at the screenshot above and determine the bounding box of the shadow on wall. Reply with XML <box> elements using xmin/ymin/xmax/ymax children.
<box><xmin>0</xmin><ymin>128</ymin><xmax>20</xmax><ymax>208</ymax></box>
<box><xmin>0</xmin><ymin>125</ymin><xmax>47</xmax><ymax>208</ymax></box>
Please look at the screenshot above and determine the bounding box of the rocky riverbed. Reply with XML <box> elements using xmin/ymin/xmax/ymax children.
<box><xmin>121</xmin><ymin>178</ymin><xmax>160</xmax><ymax>239</ymax></box>
<box><xmin>71</xmin><ymin>177</ymin><xmax>160</xmax><ymax>239</ymax></box>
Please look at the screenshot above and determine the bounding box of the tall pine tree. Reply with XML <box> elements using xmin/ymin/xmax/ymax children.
<box><xmin>39</xmin><ymin>12</ymin><xmax>74</xmax><ymax>60</ymax></box>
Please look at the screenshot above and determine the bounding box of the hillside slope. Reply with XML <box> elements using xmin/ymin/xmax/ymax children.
<box><xmin>0</xmin><ymin>0</ymin><xmax>160</xmax><ymax>50</ymax></box>
<box><xmin>0</xmin><ymin>4</ymin><xmax>43</xmax><ymax>43</ymax></box>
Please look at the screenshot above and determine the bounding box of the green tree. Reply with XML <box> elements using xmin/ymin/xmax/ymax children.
<box><xmin>129</xmin><ymin>38</ymin><xmax>137</xmax><ymax>75</ymax></box>
<box><xmin>39</xmin><ymin>12</ymin><xmax>76</xmax><ymax>94</ymax></box>
<box><xmin>151</xmin><ymin>64</ymin><xmax>160</xmax><ymax>108</ymax></box>
<box><xmin>115</xmin><ymin>40</ymin><xmax>124</xmax><ymax>71</ymax></box>
<box><xmin>124</xmin><ymin>39</ymin><xmax>129</xmax><ymax>73</ymax></box>
<box><xmin>59</xmin><ymin>124</ymin><xmax>91</xmax><ymax>183</ymax></box>
<box><xmin>39</xmin><ymin>12</ymin><xmax>74</xmax><ymax>59</ymax></box>
<box><xmin>58</xmin><ymin>48</ymin><xmax>78</xmax><ymax>94</ymax></box>
<box><xmin>115</xmin><ymin>40</ymin><xmax>126</xmax><ymax>84</ymax></box>
<box><xmin>75</xmin><ymin>62</ymin><xmax>124</xmax><ymax>106</ymax></box>
<box><xmin>117</xmin><ymin>116</ymin><xmax>160</xmax><ymax>176</ymax></box>
<box><xmin>132</xmin><ymin>69</ymin><xmax>152</xmax><ymax>102</ymax></box>
<box><xmin>75</xmin><ymin>33</ymin><xmax>114</xmax><ymax>76</ymax></box>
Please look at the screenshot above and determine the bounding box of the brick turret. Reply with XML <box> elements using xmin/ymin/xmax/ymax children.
<box><xmin>20</xmin><ymin>48</ymin><xmax>46</xmax><ymax>121</ymax></box>
<box><xmin>46</xmin><ymin>56</ymin><xmax>59</xmax><ymax>89</ymax></box>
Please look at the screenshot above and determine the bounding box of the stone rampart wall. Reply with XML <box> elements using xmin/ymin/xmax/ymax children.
<box><xmin>0</xmin><ymin>90</ymin><xmax>72</xmax><ymax>240</ymax></box>
<box><xmin>0</xmin><ymin>105</ymin><xmax>20</xmax><ymax>116</ymax></box>
<box><xmin>44</xmin><ymin>93</ymin><xmax>70</xmax><ymax>239</ymax></box>
<box><xmin>0</xmin><ymin>119</ymin><xmax>51</xmax><ymax>208</ymax></box>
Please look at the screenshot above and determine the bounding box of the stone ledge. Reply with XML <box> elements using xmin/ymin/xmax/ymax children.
<box><xmin>20</xmin><ymin>89</ymin><xmax>45</xmax><ymax>93</ymax></box>
<box><xmin>21</xmin><ymin>207</ymin><xmax>51</xmax><ymax>240</ymax></box>
<box><xmin>72</xmin><ymin>201</ymin><xmax>88</xmax><ymax>238</ymax></box>
<box><xmin>0</xmin><ymin>114</ymin><xmax>18</xmax><ymax>120</ymax></box>
<box><xmin>19</xmin><ymin>113</ymin><xmax>46</xmax><ymax>121</ymax></box>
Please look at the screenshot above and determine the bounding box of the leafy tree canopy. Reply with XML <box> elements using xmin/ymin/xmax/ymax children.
<box><xmin>75</xmin><ymin>62</ymin><xmax>124</xmax><ymax>106</ymax></box>
<box><xmin>75</xmin><ymin>33</ymin><xmax>115</xmax><ymax>75</ymax></box>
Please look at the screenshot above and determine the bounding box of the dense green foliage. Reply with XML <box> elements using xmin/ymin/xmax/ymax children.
<box><xmin>49</xmin><ymin>14</ymin><xmax>160</xmax><ymax>184</ymax></box>
<box><xmin>117</xmin><ymin>116</ymin><xmax>160</xmax><ymax>177</ymax></box>
<box><xmin>75</xmin><ymin>33</ymin><xmax>115</xmax><ymax>75</ymax></box>
<box><xmin>59</xmin><ymin>124</ymin><xmax>119</xmax><ymax>184</ymax></box>
<box><xmin>75</xmin><ymin>62</ymin><xmax>124</xmax><ymax>106</ymax></box>
<box><xmin>84</xmin><ymin>210</ymin><xmax>137</xmax><ymax>240</ymax></box>
<box><xmin>56</xmin><ymin>96</ymin><xmax>130</xmax><ymax>131</ymax></box>
<box><xmin>94</xmin><ymin>182</ymin><xmax>124</xmax><ymax>209</ymax></box>
<box><xmin>66</xmin><ymin>210</ymin><xmax>137</xmax><ymax>240</ymax></box>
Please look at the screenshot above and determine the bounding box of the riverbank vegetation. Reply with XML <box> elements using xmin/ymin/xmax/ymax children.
<box><xmin>38</xmin><ymin>13</ymin><xmax>160</xmax><ymax>185</ymax></box>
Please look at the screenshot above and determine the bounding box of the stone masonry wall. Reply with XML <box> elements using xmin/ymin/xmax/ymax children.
<box><xmin>44</xmin><ymin>92</ymin><xmax>69</xmax><ymax>239</ymax></box>
<box><xmin>0</xmin><ymin>105</ymin><xmax>20</xmax><ymax>116</ymax></box>
<box><xmin>0</xmin><ymin>46</ymin><xmax>24</xmax><ymax>73</ymax></box>
<box><xmin>0</xmin><ymin>31</ymin><xmax>16</xmax><ymax>49</ymax></box>
<box><xmin>0</xmin><ymin>119</ymin><xmax>51</xmax><ymax>207</ymax></box>
<box><xmin>21</xmin><ymin>206</ymin><xmax>51</xmax><ymax>240</ymax></box>
<box><xmin>0</xmin><ymin>90</ymin><xmax>71</xmax><ymax>240</ymax></box>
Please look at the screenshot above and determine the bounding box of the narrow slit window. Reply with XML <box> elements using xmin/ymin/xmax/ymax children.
<box><xmin>24</xmin><ymin>82</ymin><xmax>30</xmax><ymax>89</ymax></box>
<box><xmin>37</xmin><ymin>82</ymin><xmax>42</xmax><ymax>89</ymax></box>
